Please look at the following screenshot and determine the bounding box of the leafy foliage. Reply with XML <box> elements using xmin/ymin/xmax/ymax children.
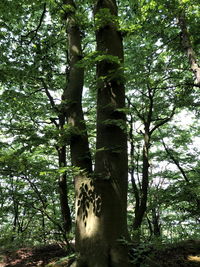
<box><xmin>0</xmin><ymin>0</ymin><xmax>200</xmax><ymax>252</ymax></box>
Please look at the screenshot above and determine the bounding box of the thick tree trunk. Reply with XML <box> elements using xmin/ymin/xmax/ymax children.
<box><xmin>94</xmin><ymin>0</ymin><xmax>129</xmax><ymax>261</ymax></box>
<box><xmin>62</xmin><ymin>0</ymin><xmax>130</xmax><ymax>265</ymax></box>
<box><xmin>72</xmin><ymin>0</ymin><xmax>130</xmax><ymax>266</ymax></box>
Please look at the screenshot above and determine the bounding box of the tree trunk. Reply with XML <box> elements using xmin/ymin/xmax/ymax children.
<box><xmin>162</xmin><ymin>140</ymin><xmax>200</xmax><ymax>215</ymax></box>
<box><xmin>72</xmin><ymin>0</ymin><xmax>130</xmax><ymax>266</ymax></box>
<box><xmin>63</xmin><ymin>0</ymin><xmax>92</xmax><ymax>173</ymax></box>
<box><xmin>41</xmin><ymin>55</ymin><xmax>72</xmax><ymax>234</ymax></box>
<box><xmin>152</xmin><ymin>208</ymin><xmax>161</xmax><ymax>237</ymax></box>
<box><xmin>178</xmin><ymin>11</ymin><xmax>200</xmax><ymax>84</ymax></box>
<box><xmin>57</xmin><ymin>141</ymin><xmax>72</xmax><ymax>234</ymax></box>
<box><xmin>133</xmin><ymin>128</ymin><xmax>150</xmax><ymax>232</ymax></box>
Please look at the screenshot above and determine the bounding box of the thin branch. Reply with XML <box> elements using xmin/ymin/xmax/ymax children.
<box><xmin>21</xmin><ymin>3</ymin><xmax>47</xmax><ymax>44</ymax></box>
<box><xmin>128</xmin><ymin>113</ymin><xmax>140</xmax><ymax>208</ymax></box>
<box><xmin>147</xmin><ymin>84</ymin><xmax>154</xmax><ymax>126</ymax></box>
<box><xmin>23</xmin><ymin>175</ymin><xmax>48</xmax><ymax>208</ymax></box>
<box><xmin>50</xmin><ymin>117</ymin><xmax>59</xmax><ymax>128</ymax></box>
<box><xmin>185</xmin><ymin>82</ymin><xmax>200</xmax><ymax>88</ymax></box>
<box><xmin>150</xmin><ymin>106</ymin><xmax>176</xmax><ymax>135</ymax></box>
<box><xmin>40</xmin><ymin>78</ymin><xmax>59</xmax><ymax>113</ymax></box>
<box><xmin>28</xmin><ymin>88</ymin><xmax>44</xmax><ymax>96</ymax></box>
<box><xmin>161</xmin><ymin>136</ymin><xmax>200</xmax><ymax>213</ymax></box>
<box><xmin>161</xmin><ymin>139</ymin><xmax>190</xmax><ymax>183</ymax></box>
<box><xmin>126</xmin><ymin>96</ymin><xmax>145</xmax><ymax>122</ymax></box>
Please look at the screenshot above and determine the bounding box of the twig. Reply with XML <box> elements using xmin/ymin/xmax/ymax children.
<box><xmin>21</xmin><ymin>3</ymin><xmax>47</xmax><ymax>44</ymax></box>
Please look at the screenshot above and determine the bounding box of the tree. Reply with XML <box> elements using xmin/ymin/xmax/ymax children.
<box><xmin>1</xmin><ymin>0</ymin><xmax>200</xmax><ymax>265</ymax></box>
<box><xmin>68</xmin><ymin>0</ymin><xmax>130</xmax><ymax>265</ymax></box>
<box><xmin>178</xmin><ymin>9</ymin><xmax>200</xmax><ymax>84</ymax></box>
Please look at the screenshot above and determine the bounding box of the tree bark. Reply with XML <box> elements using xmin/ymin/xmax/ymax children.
<box><xmin>72</xmin><ymin>0</ymin><xmax>130</xmax><ymax>266</ymax></box>
<box><xmin>57</xmin><ymin>140</ymin><xmax>72</xmax><ymax>234</ymax></box>
<box><xmin>41</xmin><ymin>63</ymin><xmax>72</xmax><ymax>234</ymax></box>
<box><xmin>178</xmin><ymin>11</ymin><xmax>200</xmax><ymax>84</ymax></box>
<box><xmin>133</xmin><ymin>127</ymin><xmax>150</xmax><ymax>232</ymax></box>
<box><xmin>130</xmin><ymin>87</ymin><xmax>175</xmax><ymax>235</ymax></box>
<box><xmin>62</xmin><ymin>0</ymin><xmax>92</xmax><ymax>173</ymax></box>
<box><xmin>152</xmin><ymin>207</ymin><xmax>161</xmax><ymax>237</ymax></box>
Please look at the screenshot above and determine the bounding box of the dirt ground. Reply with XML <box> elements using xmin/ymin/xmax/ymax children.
<box><xmin>142</xmin><ymin>239</ymin><xmax>200</xmax><ymax>267</ymax></box>
<box><xmin>0</xmin><ymin>244</ymin><xmax>73</xmax><ymax>267</ymax></box>
<box><xmin>0</xmin><ymin>240</ymin><xmax>200</xmax><ymax>267</ymax></box>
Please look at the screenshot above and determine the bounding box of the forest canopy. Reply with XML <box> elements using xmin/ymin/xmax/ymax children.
<box><xmin>0</xmin><ymin>0</ymin><xmax>200</xmax><ymax>266</ymax></box>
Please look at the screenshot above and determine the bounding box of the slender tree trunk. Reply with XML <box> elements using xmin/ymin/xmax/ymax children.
<box><xmin>128</xmin><ymin>113</ymin><xmax>140</xmax><ymax>237</ymax></box>
<box><xmin>152</xmin><ymin>208</ymin><xmax>161</xmax><ymax>237</ymax></box>
<box><xmin>41</xmin><ymin>60</ymin><xmax>72</xmax><ymax>233</ymax></box>
<box><xmin>61</xmin><ymin>0</ymin><xmax>94</xmax><ymax>265</ymax></box>
<box><xmin>146</xmin><ymin>209</ymin><xmax>161</xmax><ymax>238</ymax></box>
<box><xmin>133</xmin><ymin>127</ymin><xmax>150</xmax><ymax>232</ymax></box>
<box><xmin>57</xmin><ymin>140</ymin><xmax>72</xmax><ymax>233</ymax></box>
<box><xmin>127</xmin><ymin>89</ymin><xmax>174</xmax><ymax>236</ymax></box>
<box><xmin>146</xmin><ymin>215</ymin><xmax>153</xmax><ymax>238</ymax></box>
<box><xmin>178</xmin><ymin>11</ymin><xmax>200</xmax><ymax>84</ymax></box>
<box><xmin>62</xmin><ymin>0</ymin><xmax>92</xmax><ymax>173</ymax></box>
<box><xmin>41</xmin><ymin>211</ymin><xmax>47</xmax><ymax>244</ymax></box>
<box><xmin>162</xmin><ymin>140</ymin><xmax>200</xmax><ymax>214</ymax></box>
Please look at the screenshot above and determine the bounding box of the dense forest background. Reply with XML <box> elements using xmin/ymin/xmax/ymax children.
<box><xmin>0</xmin><ymin>0</ymin><xmax>200</xmax><ymax>266</ymax></box>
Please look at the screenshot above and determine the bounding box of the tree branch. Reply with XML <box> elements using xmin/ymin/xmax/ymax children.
<box><xmin>21</xmin><ymin>3</ymin><xmax>47</xmax><ymax>44</ymax></box>
<box><xmin>178</xmin><ymin>10</ymin><xmax>200</xmax><ymax>84</ymax></box>
<box><xmin>126</xmin><ymin>96</ymin><xmax>145</xmax><ymax>122</ymax></box>
<box><xmin>161</xmin><ymin>139</ymin><xmax>190</xmax><ymax>183</ymax></box>
<box><xmin>150</xmin><ymin>106</ymin><xmax>175</xmax><ymax>135</ymax></box>
<box><xmin>40</xmin><ymin>78</ymin><xmax>59</xmax><ymax>113</ymax></box>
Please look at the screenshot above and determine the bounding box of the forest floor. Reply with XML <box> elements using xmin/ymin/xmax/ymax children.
<box><xmin>0</xmin><ymin>244</ymin><xmax>74</xmax><ymax>267</ymax></box>
<box><xmin>0</xmin><ymin>240</ymin><xmax>200</xmax><ymax>267</ymax></box>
